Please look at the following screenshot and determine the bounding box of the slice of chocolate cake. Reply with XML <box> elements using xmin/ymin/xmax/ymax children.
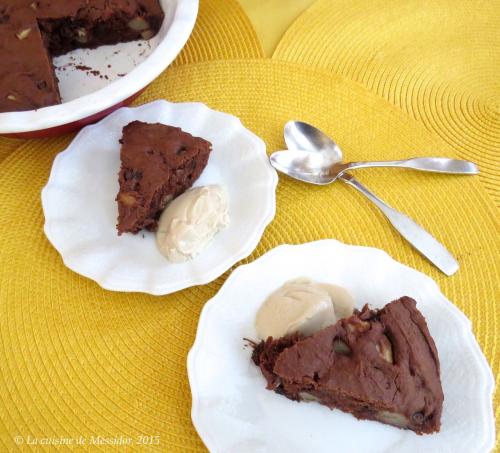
<box><xmin>251</xmin><ymin>297</ymin><xmax>444</xmax><ymax>435</ymax></box>
<box><xmin>0</xmin><ymin>2</ymin><xmax>61</xmax><ymax>113</ymax></box>
<box><xmin>116</xmin><ymin>121</ymin><xmax>212</xmax><ymax>234</ymax></box>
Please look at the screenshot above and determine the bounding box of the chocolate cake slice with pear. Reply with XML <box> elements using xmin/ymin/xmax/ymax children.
<box><xmin>251</xmin><ymin>297</ymin><xmax>444</xmax><ymax>434</ymax></box>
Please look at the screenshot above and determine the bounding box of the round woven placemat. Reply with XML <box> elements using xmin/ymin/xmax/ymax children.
<box><xmin>274</xmin><ymin>0</ymin><xmax>500</xmax><ymax>206</ymax></box>
<box><xmin>0</xmin><ymin>136</ymin><xmax>22</xmax><ymax>165</ymax></box>
<box><xmin>172</xmin><ymin>0</ymin><xmax>263</xmax><ymax>66</ymax></box>
<box><xmin>0</xmin><ymin>59</ymin><xmax>498</xmax><ymax>451</ymax></box>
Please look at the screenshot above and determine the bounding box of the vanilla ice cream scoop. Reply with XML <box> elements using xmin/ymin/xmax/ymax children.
<box><xmin>156</xmin><ymin>185</ymin><xmax>229</xmax><ymax>263</ymax></box>
<box><xmin>255</xmin><ymin>278</ymin><xmax>355</xmax><ymax>339</ymax></box>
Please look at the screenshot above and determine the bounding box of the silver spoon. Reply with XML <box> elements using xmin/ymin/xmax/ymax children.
<box><xmin>280</xmin><ymin>120</ymin><xmax>459</xmax><ymax>276</ymax></box>
<box><xmin>270</xmin><ymin>150</ymin><xmax>478</xmax><ymax>185</ymax></box>
<box><xmin>272</xmin><ymin>134</ymin><xmax>477</xmax><ymax>185</ymax></box>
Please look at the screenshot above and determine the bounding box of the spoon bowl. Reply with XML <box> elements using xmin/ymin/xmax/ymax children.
<box><xmin>270</xmin><ymin>149</ymin><xmax>341</xmax><ymax>185</ymax></box>
<box><xmin>282</xmin><ymin>121</ymin><xmax>479</xmax><ymax>177</ymax></box>
<box><xmin>284</xmin><ymin>121</ymin><xmax>342</xmax><ymax>155</ymax></box>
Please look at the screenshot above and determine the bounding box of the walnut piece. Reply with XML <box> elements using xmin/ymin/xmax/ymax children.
<box><xmin>377</xmin><ymin>411</ymin><xmax>408</xmax><ymax>428</ymax></box>
<box><xmin>119</xmin><ymin>192</ymin><xmax>137</xmax><ymax>207</ymax></box>
<box><xmin>160</xmin><ymin>193</ymin><xmax>174</xmax><ymax>207</ymax></box>
<box><xmin>376</xmin><ymin>335</ymin><xmax>394</xmax><ymax>364</ymax></box>
<box><xmin>75</xmin><ymin>28</ymin><xmax>88</xmax><ymax>43</ymax></box>
<box><xmin>346</xmin><ymin>318</ymin><xmax>370</xmax><ymax>334</ymax></box>
<box><xmin>16</xmin><ymin>28</ymin><xmax>32</xmax><ymax>40</ymax></box>
<box><xmin>128</xmin><ymin>17</ymin><xmax>149</xmax><ymax>31</ymax></box>
<box><xmin>141</xmin><ymin>29</ymin><xmax>155</xmax><ymax>40</ymax></box>
<box><xmin>299</xmin><ymin>392</ymin><xmax>320</xmax><ymax>403</ymax></box>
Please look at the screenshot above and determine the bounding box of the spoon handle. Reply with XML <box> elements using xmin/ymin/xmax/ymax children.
<box><xmin>345</xmin><ymin>157</ymin><xmax>478</xmax><ymax>174</ymax></box>
<box><xmin>340</xmin><ymin>174</ymin><xmax>459</xmax><ymax>276</ymax></box>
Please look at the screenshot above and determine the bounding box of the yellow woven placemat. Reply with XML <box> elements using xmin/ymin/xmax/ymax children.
<box><xmin>0</xmin><ymin>58</ymin><xmax>498</xmax><ymax>451</ymax></box>
<box><xmin>172</xmin><ymin>0</ymin><xmax>263</xmax><ymax>66</ymax></box>
<box><xmin>0</xmin><ymin>137</ymin><xmax>22</xmax><ymax>164</ymax></box>
<box><xmin>274</xmin><ymin>0</ymin><xmax>500</xmax><ymax>206</ymax></box>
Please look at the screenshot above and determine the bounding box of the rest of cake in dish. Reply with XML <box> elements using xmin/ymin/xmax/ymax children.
<box><xmin>0</xmin><ymin>0</ymin><xmax>164</xmax><ymax>113</ymax></box>
<box><xmin>251</xmin><ymin>296</ymin><xmax>444</xmax><ymax>435</ymax></box>
<box><xmin>116</xmin><ymin>121</ymin><xmax>213</xmax><ymax>235</ymax></box>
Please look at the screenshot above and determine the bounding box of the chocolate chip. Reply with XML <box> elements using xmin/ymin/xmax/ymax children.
<box><xmin>124</xmin><ymin>170</ymin><xmax>142</xmax><ymax>180</ymax></box>
<box><xmin>36</xmin><ymin>80</ymin><xmax>48</xmax><ymax>90</ymax></box>
<box><xmin>0</xmin><ymin>7</ymin><xmax>9</xmax><ymax>24</ymax></box>
<box><xmin>176</xmin><ymin>146</ymin><xmax>187</xmax><ymax>155</ymax></box>
<box><xmin>412</xmin><ymin>412</ymin><xmax>425</xmax><ymax>424</ymax></box>
<box><xmin>274</xmin><ymin>385</ymin><xmax>286</xmax><ymax>396</ymax></box>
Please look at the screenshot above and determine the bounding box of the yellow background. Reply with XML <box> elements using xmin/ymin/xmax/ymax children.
<box><xmin>240</xmin><ymin>0</ymin><xmax>315</xmax><ymax>55</ymax></box>
<box><xmin>0</xmin><ymin>0</ymin><xmax>498</xmax><ymax>451</ymax></box>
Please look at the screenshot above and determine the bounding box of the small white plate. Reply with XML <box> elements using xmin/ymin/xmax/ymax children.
<box><xmin>41</xmin><ymin>100</ymin><xmax>277</xmax><ymax>295</ymax></box>
<box><xmin>188</xmin><ymin>240</ymin><xmax>495</xmax><ymax>453</ymax></box>
<box><xmin>0</xmin><ymin>0</ymin><xmax>198</xmax><ymax>134</ymax></box>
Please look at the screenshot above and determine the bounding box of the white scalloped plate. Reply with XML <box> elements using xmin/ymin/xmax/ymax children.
<box><xmin>0</xmin><ymin>0</ymin><xmax>198</xmax><ymax>134</ymax></box>
<box><xmin>188</xmin><ymin>240</ymin><xmax>495</xmax><ymax>453</ymax></box>
<box><xmin>41</xmin><ymin>100</ymin><xmax>277</xmax><ymax>295</ymax></box>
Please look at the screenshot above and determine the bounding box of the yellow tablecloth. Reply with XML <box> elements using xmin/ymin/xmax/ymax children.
<box><xmin>0</xmin><ymin>1</ymin><xmax>498</xmax><ymax>451</ymax></box>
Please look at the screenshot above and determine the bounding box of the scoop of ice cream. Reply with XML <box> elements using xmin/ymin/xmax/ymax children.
<box><xmin>255</xmin><ymin>278</ymin><xmax>355</xmax><ymax>339</ymax></box>
<box><xmin>156</xmin><ymin>185</ymin><xmax>229</xmax><ymax>263</ymax></box>
<box><xmin>320</xmin><ymin>282</ymin><xmax>356</xmax><ymax>320</ymax></box>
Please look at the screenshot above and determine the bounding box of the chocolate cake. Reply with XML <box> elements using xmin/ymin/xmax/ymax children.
<box><xmin>251</xmin><ymin>297</ymin><xmax>444</xmax><ymax>435</ymax></box>
<box><xmin>116</xmin><ymin>121</ymin><xmax>212</xmax><ymax>235</ymax></box>
<box><xmin>0</xmin><ymin>0</ymin><xmax>164</xmax><ymax>113</ymax></box>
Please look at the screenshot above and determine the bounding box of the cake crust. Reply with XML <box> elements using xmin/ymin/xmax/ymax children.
<box><xmin>251</xmin><ymin>297</ymin><xmax>444</xmax><ymax>434</ymax></box>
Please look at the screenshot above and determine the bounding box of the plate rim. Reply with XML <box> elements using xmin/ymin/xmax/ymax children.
<box><xmin>41</xmin><ymin>99</ymin><xmax>278</xmax><ymax>295</ymax></box>
<box><xmin>187</xmin><ymin>239</ymin><xmax>496</xmax><ymax>453</ymax></box>
<box><xmin>0</xmin><ymin>0</ymin><xmax>199</xmax><ymax>134</ymax></box>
